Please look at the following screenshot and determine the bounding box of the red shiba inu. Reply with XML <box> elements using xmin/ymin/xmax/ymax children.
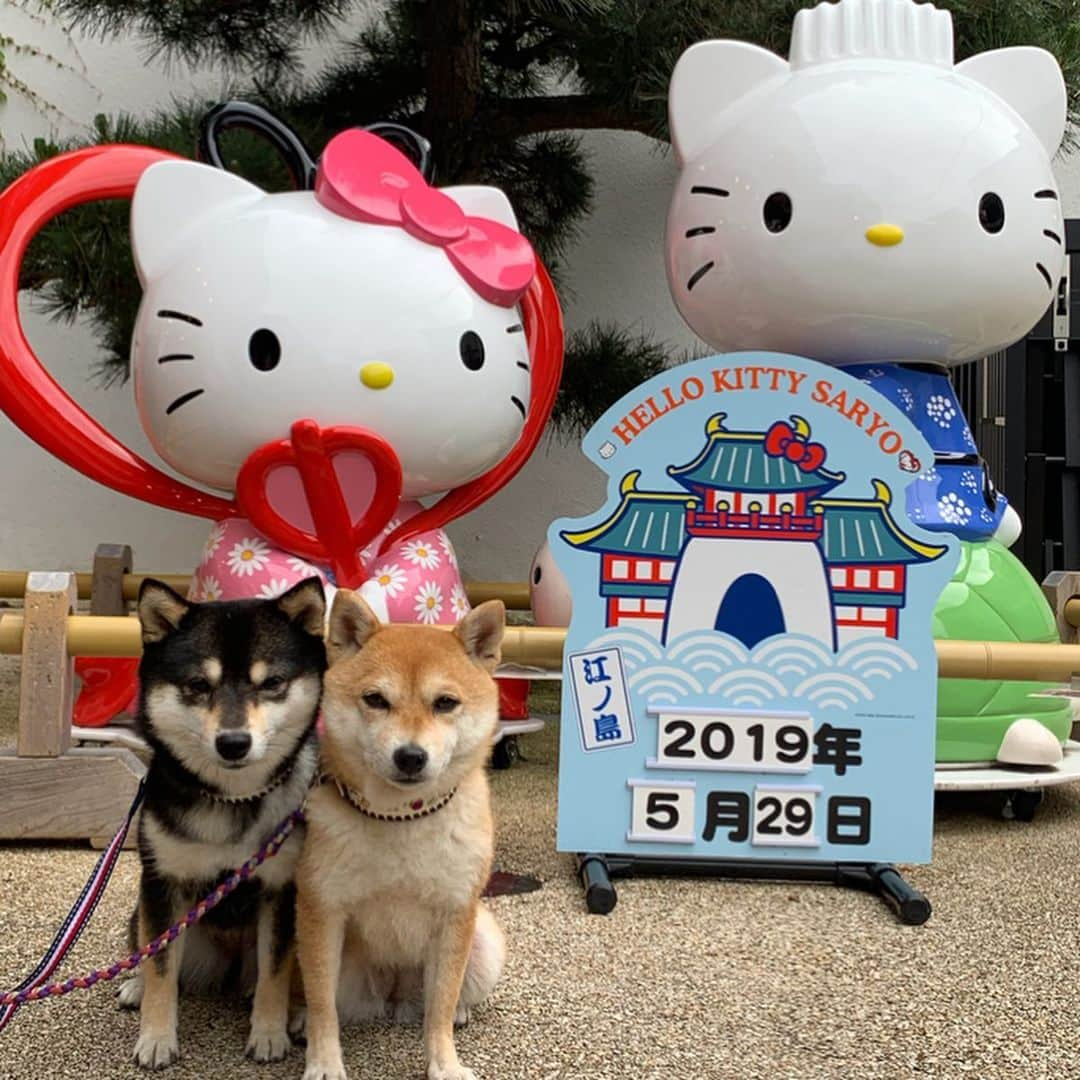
<box><xmin>296</xmin><ymin>591</ymin><xmax>506</xmax><ymax>1080</ymax></box>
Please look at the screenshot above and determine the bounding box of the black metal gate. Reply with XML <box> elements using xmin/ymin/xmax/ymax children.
<box><xmin>950</xmin><ymin>219</ymin><xmax>1080</xmax><ymax>580</ymax></box>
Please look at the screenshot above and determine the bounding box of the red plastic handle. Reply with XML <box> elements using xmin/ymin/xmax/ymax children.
<box><xmin>236</xmin><ymin>420</ymin><xmax>403</xmax><ymax>588</ymax></box>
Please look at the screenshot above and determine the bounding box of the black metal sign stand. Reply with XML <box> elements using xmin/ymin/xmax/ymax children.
<box><xmin>577</xmin><ymin>852</ymin><xmax>931</xmax><ymax>925</ymax></box>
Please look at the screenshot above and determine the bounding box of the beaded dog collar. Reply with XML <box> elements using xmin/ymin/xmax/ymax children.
<box><xmin>321</xmin><ymin>774</ymin><xmax>457</xmax><ymax>822</ymax></box>
<box><xmin>202</xmin><ymin>764</ymin><xmax>295</xmax><ymax>805</ymax></box>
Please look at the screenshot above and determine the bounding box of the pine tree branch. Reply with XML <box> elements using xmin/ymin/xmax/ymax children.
<box><xmin>53</xmin><ymin>0</ymin><xmax>352</xmax><ymax>73</ymax></box>
<box><xmin>553</xmin><ymin>322</ymin><xmax>694</xmax><ymax>439</ymax></box>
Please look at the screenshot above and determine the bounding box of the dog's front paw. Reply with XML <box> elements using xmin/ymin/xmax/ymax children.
<box><xmin>133</xmin><ymin>1029</ymin><xmax>179</xmax><ymax>1071</ymax></box>
<box><xmin>302</xmin><ymin>1058</ymin><xmax>348</xmax><ymax>1080</ymax></box>
<box><xmin>428</xmin><ymin>1062</ymin><xmax>477</xmax><ymax>1080</ymax></box>
<box><xmin>116</xmin><ymin>974</ymin><xmax>143</xmax><ymax>1010</ymax></box>
<box><xmin>246</xmin><ymin>1024</ymin><xmax>292</xmax><ymax>1063</ymax></box>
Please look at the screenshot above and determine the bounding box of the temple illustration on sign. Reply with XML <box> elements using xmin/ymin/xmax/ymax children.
<box><xmin>562</xmin><ymin>413</ymin><xmax>948</xmax><ymax>651</ymax></box>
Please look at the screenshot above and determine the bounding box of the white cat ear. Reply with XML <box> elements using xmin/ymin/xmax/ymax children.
<box><xmin>442</xmin><ymin>185</ymin><xmax>519</xmax><ymax>230</ymax></box>
<box><xmin>131</xmin><ymin>160</ymin><xmax>266</xmax><ymax>283</ymax></box>
<box><xmin>669</xmin><ymin>40</ymin><xmax>789</xmax><ymax>166</ymax></box>
<box><xmin>957</xmin><ymin>46</ymin><xmax>1067</xmax><ymax>157</ymax></box>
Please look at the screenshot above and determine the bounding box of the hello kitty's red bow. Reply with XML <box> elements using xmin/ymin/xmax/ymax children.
<box><xmin>763</xmin><ymin>420</ymin><xmax>827</xmax><ymax>473</ymax></box>
<box><xmin>313</xmin><ymin>129</ymin><xmax>535</xmax><ymax>307</ymax></box>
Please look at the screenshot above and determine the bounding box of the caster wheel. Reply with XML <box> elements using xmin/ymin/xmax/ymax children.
<box><xmin>1002</xmin><ymin>789</ymin><xmax>1043</xmax><ymax>822</ymax></box>
<box><xmin>491</xmin><ymin>735</ymin><xmax>521</xmax><ymax>770</ymax></box>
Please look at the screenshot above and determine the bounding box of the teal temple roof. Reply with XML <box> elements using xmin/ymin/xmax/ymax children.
<box><xmin>668</xmin><ymin>414</ymin><xmax>846</xmax><ymax>497</ymax></box>
<box><xmin>814</xmin><ymin>482</ymin><xmax>947</xmax><ymax>566</ymax></box>
<box><xmin>561</xmin><ymin>471</ymin><xmax>695</xmax><ymax>559</ymax></box>
<box><xmin>562</xmin><ymin>474</ymin><xmax>948</xmax><ymax>568</ymax></box>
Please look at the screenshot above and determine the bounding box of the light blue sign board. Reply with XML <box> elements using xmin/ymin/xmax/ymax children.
<box><xmin>551</xmin><ymin>352</ymin><xmax>959</xmax><ymax>864</ymax></box>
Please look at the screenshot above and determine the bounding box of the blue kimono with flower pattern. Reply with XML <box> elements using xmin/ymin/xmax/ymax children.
<box><xmin>845</xmin><ymin>363</ymin><xmax>1005</xmax><ymax>543</ymax></box>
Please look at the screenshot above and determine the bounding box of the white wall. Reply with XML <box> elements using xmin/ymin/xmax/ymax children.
<box><xmin>0</xmin><ymin>5</ymin><xmax>1077</xmax><ymax>583</ymax></box>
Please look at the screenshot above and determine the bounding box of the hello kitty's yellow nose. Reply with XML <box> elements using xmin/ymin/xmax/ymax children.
<box><xmin>360</xmin><ymin>362</ymin><xmax>394</xmax><ymax>390</ymax></box>
<box><xmin>865</xmin><ymin>224</ymin><xmax>904</xmax><ymax>247</ymax></box>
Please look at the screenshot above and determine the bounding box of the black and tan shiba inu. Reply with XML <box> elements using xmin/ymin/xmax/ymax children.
<box><xmin>296</xmin><ymin>591</ymin><xmax>506</xmax><ymax>1080</ymax></box>
<box><xmin>122</xmin><ymin>577</ymin><xmax>326</xmax><ymax>1070</ymax></box>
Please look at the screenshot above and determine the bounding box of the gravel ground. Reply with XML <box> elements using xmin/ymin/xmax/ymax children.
<box><xmin>0</xmin><ymin>656</ymin><xmax>1078</xmax><ymax>1079</ymax></box>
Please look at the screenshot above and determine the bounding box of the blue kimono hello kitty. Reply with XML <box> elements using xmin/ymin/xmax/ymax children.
<box><xmin>663</xmin><ymin>0</ymin><xmax>1073</xmax><ymax>764</ymax></box>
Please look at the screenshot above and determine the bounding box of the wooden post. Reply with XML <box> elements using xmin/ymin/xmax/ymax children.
<box><xmin>1042</xmin><ymin>570</ymin><xmax>1080</xmax><ymax>644</ymax></box>
<box><xmin>90</xmin><ymin>543</ymin><xmax>133</xmax><ymax>615</ymax></box>
<box><xmin>17</xmin><ymin>572</ymin><xmax>77</xmax><ymax>758</ymax></box>
<box><xmin>0</xmin><ymin>569</ymin><xmax>146</xmax><ymax>842</ymax></box>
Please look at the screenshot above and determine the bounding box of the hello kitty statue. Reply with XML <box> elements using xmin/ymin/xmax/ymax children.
<box><xmin>665</xmin><ymin>0</ymin><xmax>1071</xmax><ymax>764</ymax></box>
<box><xmin>529</xmin><ymin>539</ymin><xmax>572</xmax><ymax>628</ymax></box>
<box><xmin>0</xmin><ymin>129</ymin><xmax>562</xmax><ymax>724</ymax></box>
<box><xmin>132</xmin><ymin>129</ymin><xmax>542</xmax><ymax>617</ymax></box>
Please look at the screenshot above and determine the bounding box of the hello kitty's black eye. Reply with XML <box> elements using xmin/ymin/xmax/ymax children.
<box><xmin>459</xmin><ymin>331</ymin><xmax>485</xmax><ymax>371</ymax></box>
<box><xmin>763</xmin><ymin>192</ymin><xmax>793</xmax><ymax>233</ymax></box>
<box><xmin>533</xmin><ymin>565</ymin><xmax>543</xmax><ymax>586</ymax></box>
<box><xmin>979</xmin><ymin>193</ymin><xmax>1005</xmax><ymax>234</ymax></box>
<box><xmin>249</xmin><ymin>329</ymin><xmax>281</xmax><ymax>371</ymax></box>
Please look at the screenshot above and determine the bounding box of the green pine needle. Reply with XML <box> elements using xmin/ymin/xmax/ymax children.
<box><xmin>553</xmin><ymin>322</ymin><xmax>700</xmax><ymax>439</ymax></box>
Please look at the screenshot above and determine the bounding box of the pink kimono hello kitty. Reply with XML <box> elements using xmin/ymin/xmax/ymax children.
<box><xmin>0</xmin><ymin>128</ymin><xmax>562</xmax><ymax>725</ymax></box>
<box><xmin>131</xmin><ymin>129</ymin><xmax>550</xmax><ymax>632</ymax></box>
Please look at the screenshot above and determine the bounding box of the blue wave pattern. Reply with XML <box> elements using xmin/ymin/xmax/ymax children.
<box><xmin>583</xmin><ymin>628</ymin><xmax>918</xmax><ymax>711</ymax></box>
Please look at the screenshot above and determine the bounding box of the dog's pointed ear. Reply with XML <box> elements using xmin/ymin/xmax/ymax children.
<box><xmin>276</xmin><ymin>577</ymin><xmax>326</xmax><ymax>637</ymax></box>
<box><xmin>138</xmin><ymin>578</ymin><xmax>190</xmax><ymax>644</ymax></box>
<box><xmin>454</xmin><ymin>600</ymin><xmax>505</xmax><ymax>673</ymax></box>
<box><xmin>327</xmin><ymin>589</ymin><xmax>381</xmax><ymax>665</ymax></box>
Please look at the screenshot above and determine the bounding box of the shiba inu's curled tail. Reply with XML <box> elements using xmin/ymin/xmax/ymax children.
<box><xmin>460</xmin><ymin>906</ymin><xmax>505</xmax><ymax>1011</ymax></box>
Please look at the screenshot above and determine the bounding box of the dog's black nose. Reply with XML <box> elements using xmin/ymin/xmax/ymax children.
<box><xmin>216</xmin><ymin>731</ymin><xmax>252</xmax><ymax>762</ymax></box>
<box><xmin>393</xmin><ymin>744</ymin><xmax>428</xmax><ymax>777</ymax></box>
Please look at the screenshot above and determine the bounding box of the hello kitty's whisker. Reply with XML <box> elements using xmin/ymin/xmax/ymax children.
<box><xmin>685</xmin><ymin>226</ymin><xmax>716</xmax><ymax>238</ymax></box>
<box><xmin>166</xmin><ymin>389</ymin><xmax>205</xmax><ymax>415</ymax></box>
<box><xmin>505</xmin><ymin>323</ymin><xmax>524</xmax><ymax>334</ymax></box>
<box><xmin>690</xmin><ymin>186</ymin><xmax>729</xmax><ymax>197</ymax></box>
<box><xmin>510</xmin><ymin>395</ymin><xmax>526</xmax><ymax>420</ymax></box>
<box><xmin>516</xmin><ymin>361</ymin><xmax>530</xmax><ymax>372</ymax></box>
<box><xmin>158</xmin><ymin>353</ymin><xmax>195</xmax><ymax>364</ymax></box>
<box><xmin>1036</xmin><ymin>262</ymin><xmax>1054</xmax><ymax>289</ymax></box>
<box><xmin>1044</xmin><ymin>229</ymin><xmax>1062</xmax><ymax>245</ymax></box>
<box><xmin>687</xmin><ymin>261</ymin><xmax>715</xmax><ymax>291</ymax></box>
<box><xmin>156</xmin><ymin>309</ymin><xmax>203</xmax><ymax>327</ymax></box>
<box><xmin>1035</xmin><ymin>189</ymin><xmax>1058</xmax><ymax>200</ymax></box>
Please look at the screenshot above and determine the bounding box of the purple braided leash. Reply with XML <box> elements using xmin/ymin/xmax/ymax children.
<box><xmin>0</xmin><ymin>805</ymin><xmax>305</xmax><ymax>1018</ymax></box>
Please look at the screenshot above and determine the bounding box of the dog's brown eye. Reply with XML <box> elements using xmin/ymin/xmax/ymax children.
<box><xmin>433</xmin><ymin>696</ymin><xmax>460</xmax><ymax>714</ymax></box>
<box><xmin>362</xmin><ymin>691</ymin><xmax>390</xmax><ymax>710</ymax></box>
<box><xmin>260</xmin><ymin>676</ymin><xmax>286</xmax><ymax>694</ymax></box>
<box><xmin>186</xmin><ymin>677</ymin><xmax>212</xmax><ymax>695</ymax></box>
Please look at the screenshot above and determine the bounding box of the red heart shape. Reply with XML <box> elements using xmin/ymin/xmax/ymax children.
<box><xmin>0</xmin><ymin>145</ymin><xmax>237</xmax><ymax>521</ymax></box>
<box><xmin>899</xmin><ymin>450</ymin><xmax>921</xmax><ymax>473</ymax></box>
<box><xmin>236</xmin><ymin>420</ymin><xmax>402</xmax><ymax>588</ymax></box>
